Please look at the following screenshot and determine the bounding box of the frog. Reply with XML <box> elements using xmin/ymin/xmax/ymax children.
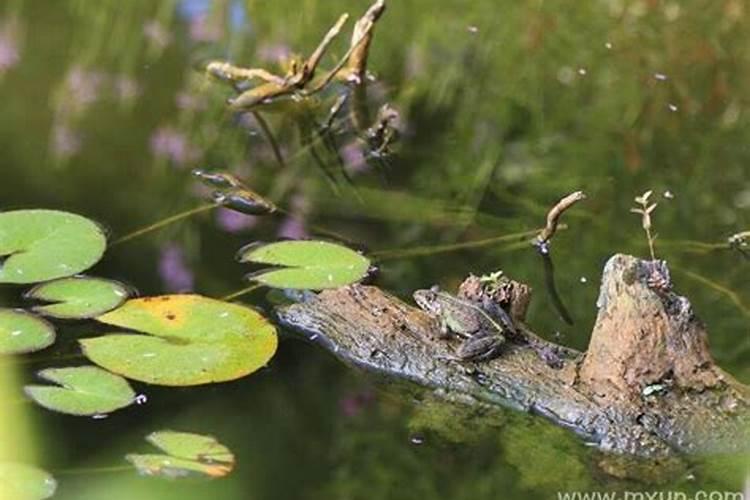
<box><xmin>413</xmin><ymin>286</ymin><xmax>510</xmax><ymax>361</ymax></box>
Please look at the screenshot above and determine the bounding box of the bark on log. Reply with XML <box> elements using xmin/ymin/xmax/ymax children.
<box><xmin>276</xmin><ymin>254</ymin><xmax>749</xmax><ymax>458</ymax></box>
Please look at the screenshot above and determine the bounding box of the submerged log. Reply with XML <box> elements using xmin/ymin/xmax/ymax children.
<box><xmin>276</xmin><ymin>254</ymin><xmax>749</xmax><ymax>458</ymax></box>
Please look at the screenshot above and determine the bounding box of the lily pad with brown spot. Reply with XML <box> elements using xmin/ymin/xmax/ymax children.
<box><xmin>81</xmin><ymin>295</ymin><xmax>277</xmax><ymax>386</ymax></box>
<box><xmin>126</xmin><ymin>430</ymin><xmax>234</xmax><ymax>479</ymax></box>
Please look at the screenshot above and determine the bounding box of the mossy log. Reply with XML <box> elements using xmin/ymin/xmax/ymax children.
<box><xmin>276</xmin><ymin>254</ymin><xmax>749</xmax><ymax>458</ymax></box>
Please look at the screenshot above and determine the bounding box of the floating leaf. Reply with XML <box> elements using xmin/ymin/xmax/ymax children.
<box><xmin>238</xmin><ymin>240</ymin><xmax>371</xmax><ymax>289</ymax></box>
<box><xmin>82</xmin><ymin>295</ymin><xmax>277</xmax><ymax>386</ymax></box>
<box><xmin>26</xmin><ymin>276</ymin><xmax>130</xmax><ymax>319</ymax></box>
<box><xmin>127</xmin><ymin>430</ymin><xmax>235</xmax><ymax>479</ymax></box>
<box><xmin>0</xmin><ymin>462</ymin><xmax>56</xmax><ymax>500</ymax></box>
<box><xmin>0</xmin><ymin>309</ymin><xmax>55</xmax><ymax>355</ymax></box>
<box><xmin>25</xmin><ymin>366</ymin><xmax>135</xmax><ymax>416</ymax></box>
<box><xmin>126</xmin><ymin>432</ymin><xmax>233</xmax><ymax>479</ymax></box>
<box><xmin>0</xmin><ymin>209</ymin><xmax>107</xmax><ymax>284</ymax></box>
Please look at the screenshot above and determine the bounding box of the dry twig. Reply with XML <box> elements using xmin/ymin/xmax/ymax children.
<box><xmin>533</xmin><ymin>191</ymin><xmax>586</xmax><ymax>253</ymax></box>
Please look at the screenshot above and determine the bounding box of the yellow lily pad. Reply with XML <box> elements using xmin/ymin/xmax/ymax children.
<box><xmin>81</xmin><ymin>295</ymin><xmax>277</xmax><ymax>386</ymax></box>
<box><xmin>126</xmin><ymin>430</ymin><xmax>234</xmax><ymax>479</ymax></box>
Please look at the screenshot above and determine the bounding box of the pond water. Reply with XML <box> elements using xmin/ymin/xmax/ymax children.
<box><xmin>0</xmin><ymin>0</ymin><xmax>748</xmax><ymax>498</ymax></box>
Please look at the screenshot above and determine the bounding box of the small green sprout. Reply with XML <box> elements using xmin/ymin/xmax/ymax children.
<box><xmin>631</xmin><ymin>190</ymin><xmax>658</xmax><ymax>261</ymax></box>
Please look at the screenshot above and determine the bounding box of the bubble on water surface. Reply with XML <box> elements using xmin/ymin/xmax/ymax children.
<box><xmin>409</xmin><ymin>433</ymin><xmax>425</xmax><ymax>445</ymax></box>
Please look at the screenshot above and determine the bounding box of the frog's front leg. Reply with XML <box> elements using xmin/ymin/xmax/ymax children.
<box><xmin>437</xmin><ymin>316</ymin><xmax>452</xmax><ymax>339</ymax></box>
<box><xmin>456</xmin><ymin>330</ymin><xmax>506</xmax><ymax>361</ymax></box>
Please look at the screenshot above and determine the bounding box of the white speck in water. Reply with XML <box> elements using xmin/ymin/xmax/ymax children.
<box><xmin>579</xmin><ymin>277</ymin><xmax>588</xmax><ymax>284</ymax></box>
<box><xmin>577</xmin><ymin>67</ymin><xmax>587</xmax><ymax>76</ymax></box>
<box><xmin>220</xmin><ymin>311</ymin><xmax>230</xmax><ymax>318</ymax></box>
<box><xmin>467</xmin><ymin>25</ymin><xmax>478</xmax><ymax>34</ymax></box>
<box><xmin>654</xmin><ymin>72</ymin><xmax>668</xmax><ymax>81</ymax></box>
<box><xmin>92</xmin><ymin>413</ymin><xmax>109</xmax><ymax>420</ymax></box>
<box><xmin>135</xmin><ymin>394</ymin><xmax>148</xmax><ymax>405</ymax></box>
<box><xmin>557</xmin><ymin>66</ymin><xmax>575</xmax><ymax>85</ymax></box>
<box><xmin>143</xmin><ymin>352</ymin><xmax>156</xmax><ymax>358</ymax></box>
<box><xmin>604</xmin><ymin>42</ymin><xmax>613</xmax><ymax>49</ymax></box>
<box><xmin>410</xmin><ymin>434</ymin><xmax>425</xmax><ymax>445</ymax></box>
<box><xmin>11</xmin><ymin>330</ymin><xmax>22</xmax><ymax>336</ymax></box>
<box><xmin>668</xmin><ymin>103</ymin><xmax>678</xmax><ymax>112</ymax></box>
<box><xmin>663</xmin><ymin>190</ymin><xmax>674</xmax><ymax>199</ymax></box>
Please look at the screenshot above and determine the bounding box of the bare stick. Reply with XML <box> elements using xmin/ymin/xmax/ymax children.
<box><xmin>344</xmin><ymin>0</ymin><xmax>387</xmax><ymax>83</ymax></box>
<box><xmin>303</xmin><ymin>12</ymin><xmax>380</xmax><ymax>95</ymax></box>
<box><xmin>206</xmin><ymin>62</ymin><xmax>285</xmax><ymax>85</ymax></box>
<box><xmin>251</xmin><ymin>111</ymin><xmax>287</xmax><ymax>169</ymax></box>
<box><xmin>111</xmin><ymin>203</ymin><xmax>217</xmax><ymax>247</ymax></box>
<box><xmin>303</xmin><ymin>13</ymin><xmax>350</xmax><ymax>79</ymax></box>
<box><xmin>534</xmin><ymin>191</ymin><xmax>586</xmax><ymax>250</ymax></box>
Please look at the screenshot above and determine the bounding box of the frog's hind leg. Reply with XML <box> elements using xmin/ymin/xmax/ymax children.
<box><xmin>456</xmin><ymin>331</ymin><xmax>505</xmax><ymax>361</ymax></box>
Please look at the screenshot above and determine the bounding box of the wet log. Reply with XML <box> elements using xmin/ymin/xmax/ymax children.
<box><xmin>276</xmin><ymin>254</ymin><xmax>749</xmax><ymax>458</ymax></box>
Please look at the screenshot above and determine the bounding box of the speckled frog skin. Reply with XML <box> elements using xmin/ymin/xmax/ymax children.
<box><xmin>413</xmin><ymin>287</ymin><xmax>508</xmax><ymax>361</ymax></box>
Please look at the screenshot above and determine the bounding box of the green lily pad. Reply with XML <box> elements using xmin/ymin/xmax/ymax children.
<box><xmin>0</xmin><ymin>209</ymin><xmax>107</xmax><ymax>284</ymax></box>
<box><xmin>25</xmin><ymin>366</ymin><xmax>136</xmax><ymax>416</ymax></box>
<box><xmin>26</xmin><ymin>277</ymin><xmax>130</xmax><ymax>319</ymax></box>
<box><xmin>81</xmin><ymin>295</ymin><xmax>277</xmax><ymax>386</ymax></box>
<box><xmin>126</xmin><ymin>430</ymin><xmax>234</xmax><ymax>479</ymax></box>
<box><xmin>0</xmin><ymin>309</ymin><xmax>55</xmax><ymax>355</ymax></box>
<box><xmin>0</xmin><ymin>462</ymin><xmax>56</xmax><ymax>500</ymax></box>
<box><xmin>238</xmin><ymin>240</ymin><xmax>371</xmax><ymax>289</ymax></box>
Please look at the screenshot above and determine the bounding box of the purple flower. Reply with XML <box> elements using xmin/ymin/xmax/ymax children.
<box><xmin>143</xmin><ymin>20</ymin><xmax>172</xmax><ymax>50</ymax></box>
<box><xmin>113</xmin><ymin>75</ymin><xmax>141</xmax><ymax>102</ymax></box>
<box><xmin>189</xmin><ymin>14</ymin><xmax>223</xmax><ymax>42</ymax></box>
<box><xmin>175</xmin><ymin>91</ymin><xmax>206</xmax><ymax>111</ymax></box>
<box><xmin>340</xmin><ymin>141</ymin><xmax>368</xmax><ymax>174</ymax></box>
<box><xmin>277</xmin><ymin>215</ymin><xmax>308</xmax><ymax>240</ymax></box>
<box><xmin>0</xmin><ymin>20</ymin><xmax>20</xmax><ymax>74</ymax></box>
<box><xmin>215</xmin><ymin>207</ymin><xmax>259</xmax><ymax>233</ymax></box>
<box><xmin>64</xmin><ymin>65</ymin><xmax>104</xmax><ymax>112</ymax></box>
<box><xmin>276</xmin><ymin>193</ymin><xmax>309</xmax><ymax>239</ymax></box>
<box><xmin>158</xmin><ymin>243</ymin><xmax>194</xmax><ymax>292</ymax></box>
<box><xmin>150</xmin><ymin>126</ymin><xmax>200</xmax><ymax>166</ymax></box>
<box><xmin>339</xmin><ymin>389</ymin><xmax>375</xmax><ymax>418</ymax></box>
<box><xmin>256</xmin><ymin>43</ymin><xmax>291</xmax><ymax>64</ymax></box>
<box><xmin>50</xmin><ymin>124</ymin><xmax>82</xmax><ymax>159</ymax></box>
